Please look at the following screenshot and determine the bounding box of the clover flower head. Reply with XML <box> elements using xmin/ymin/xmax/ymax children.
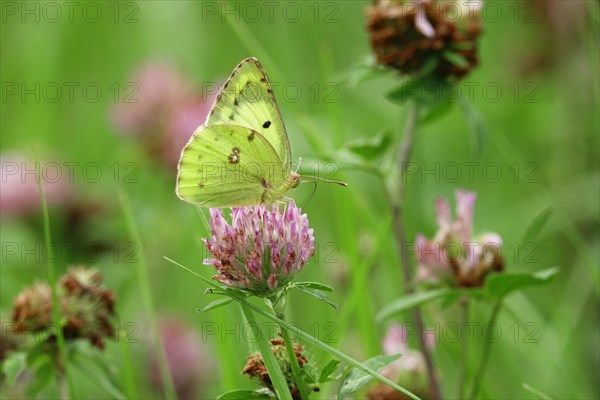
<box><xmin>366</xmin><ymin>0</ymin><xmax>484</xmax><ymax>79</ymax></box>
<box><xmin>11</xmin><ymin>267</ymin><xmax>116</xmax><ymax>349</ymax></box>
<box><xmin>369</xmin><ymin>324</ymin><xmax>432</xmax><ymax>399</ymax></box>
<box><xmin>12</xmin><ymin>283</ymin><xmax>53</xmax><ymax>333</ymax></box>
<box><xmin>415</xmin><ymin>190</ymin><xmax>503</xmax><ymax>287</ymax></box>
<box><xmin>203</xmin><ymin>201</ymin><xmax>315</xmax><ymax>296</ymax></box>
<box><xmin>59</xmin><ymin>266</ymin><xmax>116</xmax><ymax>348</ymax></box>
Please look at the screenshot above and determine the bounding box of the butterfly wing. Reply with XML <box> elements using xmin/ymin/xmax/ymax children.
<box><xmin>206</xmin><ymin>57</ymin><xmax>292</xmax><ymax>171</ymax></box>
<box><xmin>176</xmin><ymin>125</ymin><xmax>288</xmax><ymax>207</ymax></box>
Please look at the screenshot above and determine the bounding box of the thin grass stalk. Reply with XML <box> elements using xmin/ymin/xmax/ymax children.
<box><xmin>119</xmin><ymin>190</ymin><xmax>177</xmax><ymax>399</ymax></box>
<box><xmin>37</xmin><ymin>161</ymin><xmax>78</xmax><ymax>400</ymax></box>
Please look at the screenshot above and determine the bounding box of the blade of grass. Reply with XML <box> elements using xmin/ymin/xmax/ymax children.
<box><xmin>164</xmin><ymin>257</ymin><xmax>422</xmax><ymax>400</ymax></box>
<box><xmin>119</xmin><ymin>331</ymin><xmax>138</xmax><ymax>400</ymax></box>
<box><xmin>36</xmin><ymin>160</ymin><xmax>78</xmax><ymax>400</ymax></box>
<box><xmin>239</xmin><ymin>303</ymin><xmax>294</xmax><ymax>400</ymax></box>
<box><xmin>522</xmin><ymin>383</ymin><xmax>553</xmax><ymax>400</ymax></box>
<box><xmin>119</xmin><ymin>190</ymin><xmax>177</xmax><ymax>400</ymax></box>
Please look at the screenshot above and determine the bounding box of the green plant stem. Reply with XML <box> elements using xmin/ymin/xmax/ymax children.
<box><xmin>239</xmin><ymin>303</ymin><xmax>294</xmax><ymax>400</ymax></box>
<box><xmin>386</xmin><ymin>102</ymin><xmax>442</xmax><ymax>400</ymax></box>
<box><xmin>58</xmin><ymin>368</ymin><xmax>68</xmax><ymax>400</ymax></box>
<box><xmin>271</xmin><ymin>298</ymin><xmax>311</xmax><ymax>400</ymax></box>
<box><xmin>165</xmin><ymin>257</ymin><xmax>422</xmax><ymax>400</ymax></box>
<box><xmin>458</xmin><ymin>298</ymin><xmax>470</xmax><ymax>399</ymax></box>
<box><xmin>120</xmin><ymin>190</ymin><xmax>177</xmax><ymax>400</ymax></box>
<box><xmin>470</xmin><ymin>300</ymin><xmax>503</xmax><ymax>398</ymax></box>
<box><xmin>37</xmin><ymin>162</ymin><xmax>77</xmax><ymax>400</ymax></box>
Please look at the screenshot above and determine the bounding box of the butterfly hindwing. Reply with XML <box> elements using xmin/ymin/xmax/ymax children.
<box><xmin>176</xmin><ymin>125</ymin><xmax>288</xmax><ymax>207</ymax></box>
<box><xmin>206</xmin><ymin>57</ymin><xmax>292</xmax><ymax>171</ymax></box>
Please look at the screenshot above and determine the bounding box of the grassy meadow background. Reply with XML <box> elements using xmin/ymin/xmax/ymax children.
<box><xmin>1</xmin><ymin>1</ymin><xmax>599</xmax><ymax>399</ymax></box>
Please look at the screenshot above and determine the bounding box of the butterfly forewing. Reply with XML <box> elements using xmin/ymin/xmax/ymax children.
<box><xmin>206</xmin><ymin>57</ymin><xmax>292</xmax><ymax>171</ymax></box>
<box><xmin>177</xmin><ymin>125</ymin><xmax>288</xmax><ymax>207</ymax></box>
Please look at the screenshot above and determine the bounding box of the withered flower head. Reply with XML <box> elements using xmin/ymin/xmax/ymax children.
<box><xmin>59</xmin><ymin>267</ymin><xmax>116</xmax><ymax>349</ymax></box>
<box><xmin>366</xmin><ymin>0</ymin><xmax>483</xmax><ymax>80</ymax></box>
<box><xmin>10</xmin><ymin>267</ymin><xmax>116</xmax><ymax>349</ymax></box>
<box><xmin>12</xmin><ymin>283</ymin><xmax>53</xmax><ymax>333</ymax></box>
<box><xmin>242</xmin><ymin>338</ymin><xmax>308</xmax><ymax>399</ymax></box>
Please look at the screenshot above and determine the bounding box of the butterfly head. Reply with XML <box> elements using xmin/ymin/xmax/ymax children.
<box><xmin>290</xmin><ymin>172</ymin><xmax>300</xmax><ymax>188</ymax></box>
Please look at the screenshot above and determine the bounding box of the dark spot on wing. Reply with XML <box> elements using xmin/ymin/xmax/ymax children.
<box><xmin>267</xmin><ymin>89</ymin><xmax>272</xmax><ymax>94</ymax></box>
<box><xmin>229</xmin><ymin>113</ymin><xmax>235</xmax><ymax>120</ymax></box>
<box><xmin>198</xmin><ymin>182</ymin><xmax>205</xmax><ymax>188</ymax></box>
<box><xmin>228</xmin><ymin>148</ymin><xmax>241</xmax><ymax>164</ymax></box>
<box><xmin>234</xmin><ymin>98</ymin><xmax>239</xmax><ymax>106</ymax></box>
<box><xmin>262</xmin><ymin>121</ymin><xmax>271</xmax><ymax>129</ymax></box>
<box><xmin>248</xmin><ymin>132</ymin><xmax>255</xmax><ymax>141</ymax></box>
<box><xmin>260</xmin><ymin>178</ymin><xmax>271</xmax><ymax>189</ymax></box>
<box><xmin>260</xmin><ymin>78</ymin><xmax>266</xmax><ymax>83</ymax></box>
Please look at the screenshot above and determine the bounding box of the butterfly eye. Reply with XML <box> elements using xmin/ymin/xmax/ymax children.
<box><xmin>292</xmin><ymin>175</ymin><xmax>300</xmax><ymax>188</ymax></box>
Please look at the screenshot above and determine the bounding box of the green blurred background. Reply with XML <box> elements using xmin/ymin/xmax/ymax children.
<box><xmin>1</xmin><ymin>1</ymin><xmax>598</xmax><ymax>399</ymax></box>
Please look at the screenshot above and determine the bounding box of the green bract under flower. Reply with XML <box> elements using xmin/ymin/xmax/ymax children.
<box><xmin>203</xmin><ymin>201</ymin><xmax>315</xmax><ymax>296</ymax></box>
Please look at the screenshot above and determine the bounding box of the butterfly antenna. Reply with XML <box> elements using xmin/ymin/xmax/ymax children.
<box><xmin>301</xmin><ymin>181</ymin><xmax>318</xmax><ymax>210</ymax></box>
<box><xmin>295</xmin><ymin>157</ymin><xmax>302</xmax><ymax>173</ymax></box>
<box><xmin>300</xmin><ymin>174</ymin><xmax>349</xmax><ymax>186</ymax></box>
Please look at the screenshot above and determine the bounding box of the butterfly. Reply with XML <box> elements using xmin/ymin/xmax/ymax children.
<box><xmin>176</xmin><ymin>57</ymin><xmax>300</xmax><ymax>208</ymax></box>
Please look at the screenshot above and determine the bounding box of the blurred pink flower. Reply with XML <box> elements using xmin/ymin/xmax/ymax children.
<box><xmin>149</xmin><ymin>317</ymin><xmax>211</xmax><ymax>400</ymax></box>
<box><xmin>162</xmin><ymin>97</ymin><xmax>213</xmax><ymax>167</ymax></box>
<box><xmin>370</xmin><ymin>324</ymin><xmax>431</xmax><ymax>399</ymax></box>
<box><xmin>110</xmin><ymin>61</ymin><xmax>216</xmax><ymax>167</ymax></box>
<box><xmin>111</xmin><ymin>62</ymin><xmax>193</xmax><ymax>135</ymax></box>
<box><xmin>415</xmin><ymin>190</ymin><xmax>503</xmax><ymax>287</ymax></box>
<box><xmin>0</xmin><ymin>152</ymin><xmax>72</xmax><ymax>217</ymax></box>
<box><xmin>204</xmin><ymin>201</ymin><xmax>315</xmax><ymax>296</ymax></box>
